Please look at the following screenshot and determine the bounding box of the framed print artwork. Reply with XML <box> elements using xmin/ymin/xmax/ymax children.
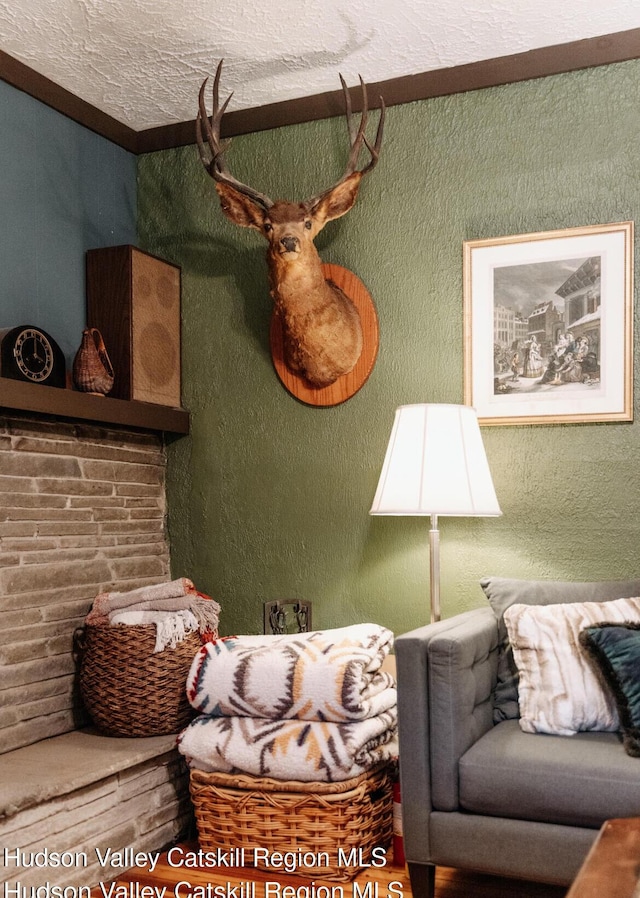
<box><xmin>463</xmin><ymin>222</ymin><xmax>633</xmax><ymax>426</ymax></box>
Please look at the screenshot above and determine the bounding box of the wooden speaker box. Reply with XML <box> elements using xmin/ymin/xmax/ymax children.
<box><xmin>86</xmin><ymin>245</ymin><xmax>182</xmax><ymax>406</ymax></box>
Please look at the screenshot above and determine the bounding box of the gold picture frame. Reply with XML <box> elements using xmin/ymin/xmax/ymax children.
<box><xmin>463</xmin><ymin>222</ymin><xmax>633</xmax><ymax>426</ymax></box>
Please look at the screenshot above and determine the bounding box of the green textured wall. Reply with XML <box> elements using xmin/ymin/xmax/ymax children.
<box><xmin>138</xmin><ymin>60</ymin><xmax>640</xmax><ymax>637</ymax></box>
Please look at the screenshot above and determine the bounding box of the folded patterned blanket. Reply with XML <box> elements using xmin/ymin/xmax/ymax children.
<box><xmin>178</xmin><ymin>709</ymin><xmax>398</xmax><ymax>782</ymax></box>
<box><xmin>186</xmin><ymin>623</ymin><xmax>396</xmax><ymax>722</ymax></box>
<box><xmin>110</xmin><ymin>609</ymin><xmax>199</xmax><ymax>652</ymax></box>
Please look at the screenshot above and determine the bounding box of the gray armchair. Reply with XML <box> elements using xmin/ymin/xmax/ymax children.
<box><xmin>395</xmin><ymin>602</ymin><xmax>640</xmax><ymax>896</ymax></box>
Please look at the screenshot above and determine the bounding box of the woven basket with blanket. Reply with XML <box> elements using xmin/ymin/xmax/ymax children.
<box><xmin>79</xmin><ymin>578</ymin><xmax>220</xmax><ymax>737</ymax></box>
<box><xmin>178</xmin><ymin>623</ymin><xmax>398</xmax><ymax>878</ymax></box>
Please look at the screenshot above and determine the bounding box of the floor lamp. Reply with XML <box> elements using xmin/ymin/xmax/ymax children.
<box><xmin>370</xmin><ymin>404</ymin><xmax>502</xmax><ymax>623</ymax></box>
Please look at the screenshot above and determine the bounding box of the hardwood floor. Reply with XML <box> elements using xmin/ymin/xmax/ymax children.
<box><xmin>91</xmin><ymin>844</ymin><xmax>567</xmax><ymax>898</ymax></box>
<box><xmin>432</xmin><ymin>867</ymin><xmax>565</xmax><ymax>897</ymax></box>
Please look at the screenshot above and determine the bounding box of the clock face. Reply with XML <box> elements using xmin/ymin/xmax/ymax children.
<box><xmin>0</xmin><ymin>324</ymin><xmax>66</xmax><ymax>388</ymax></box>
<box><xmin>13</xmin><ymin>328</ymin><xmax>55</xmax><ymax>382</ymax></box>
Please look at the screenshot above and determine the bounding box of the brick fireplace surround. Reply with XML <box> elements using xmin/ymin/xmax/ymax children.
<box><xmin>0</xmin><ymin>412</ymin><xmax>192</xmax><ymax>888</ymax></box>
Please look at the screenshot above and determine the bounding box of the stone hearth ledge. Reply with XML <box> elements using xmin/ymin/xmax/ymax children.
<box><xmin>0</xmin><ymin>728</ymin><xmax>179</xmax><ymax>820</ymax></box>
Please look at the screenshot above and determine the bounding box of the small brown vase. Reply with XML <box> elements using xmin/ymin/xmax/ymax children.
<box><xmin>73</xmin><ymin>328</ymin><xmax>115</xmax><ymax>396</ymax></box>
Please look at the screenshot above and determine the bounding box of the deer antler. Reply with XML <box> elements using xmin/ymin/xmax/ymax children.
<box><xmin>341</xmin><ymin>74</ymin><xmax>385</xmax><ymax>176</ymax></box>
<box><xmin>308</xmin><ymin>75</ymin><xmax>386</xmax><ymax>206</ymax></box>
<box><xmin>196</xmin><ymin>60</ymin><xmax>274</xmax><ymax>211</ymax></box>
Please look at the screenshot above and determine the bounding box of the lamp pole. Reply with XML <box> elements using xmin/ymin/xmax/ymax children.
<box><xmin>429</xmin><ymin>513</ymin><xmax>440</xmax><ymax>624</ymax></box>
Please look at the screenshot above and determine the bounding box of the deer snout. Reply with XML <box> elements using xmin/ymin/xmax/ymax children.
<box><xmin>280</xmin><ymin>236</ymin><xmax>300</xmax><ymax>254</ymax></box>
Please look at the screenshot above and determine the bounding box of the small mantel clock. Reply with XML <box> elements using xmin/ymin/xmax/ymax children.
<box><xmin>0</xmin><ymin>325</ymin><xmax>67</xmax><ymax>388</ymax></box>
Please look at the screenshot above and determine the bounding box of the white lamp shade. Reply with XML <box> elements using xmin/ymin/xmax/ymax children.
<box><xmin>370</xmin><ymin>404</ymin><xmax>502</xmax><ymax>517</ymax></box>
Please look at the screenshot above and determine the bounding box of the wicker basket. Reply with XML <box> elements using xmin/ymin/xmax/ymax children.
<box><xmin>189</xmin><ymin>764</ymin><xmax>394</xmax><ymax>881</ymax></box>
<box><xmin>78</xmin><ymin>623</ymin><xmax>201</xmax><ymax>737</ymax></box>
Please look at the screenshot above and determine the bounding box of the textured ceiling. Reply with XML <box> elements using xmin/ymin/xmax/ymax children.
<box><xmin>1</xmin><ymin>0</ymin><xmax>640</xmax><ymax>131</ymax></box>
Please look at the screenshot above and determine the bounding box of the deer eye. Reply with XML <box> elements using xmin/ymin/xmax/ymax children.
<box><xmin>304</xmin><ymin>220</ymin><xmax>312</xmax><ymax>230</ymax></box>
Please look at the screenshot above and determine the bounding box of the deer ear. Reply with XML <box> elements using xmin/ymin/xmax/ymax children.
<box><xmin>309</xmin><ymin>172</ymin><xmax>363</xmax><ymax>229</ymax></box>
<box><xmin>215</xmin><ymin>182</ymin><xmax>266</xmax><ymax>230</ymax></box>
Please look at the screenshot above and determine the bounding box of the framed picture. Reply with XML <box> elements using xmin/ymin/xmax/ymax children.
<box><xmin>463</xmin><ymin>222</ymin><xmax>633</xmax><ymax>426</ymax></box>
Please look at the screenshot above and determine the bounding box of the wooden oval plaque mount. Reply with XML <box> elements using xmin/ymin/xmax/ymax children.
<box><xmin>269</xmin><ymin>264</ymin><xmax>379</xmax><ymax>407</ymax></box>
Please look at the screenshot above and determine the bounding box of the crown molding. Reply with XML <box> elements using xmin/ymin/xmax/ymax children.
<box><xmin>2</xmin><ymin>27</ymin><xmax>640</xmax><ymax>155</ymax></box>
<box><xmin>0</xmin><ymin>48</ymin><xmax>138</xmax><ymax>152</ymax></box>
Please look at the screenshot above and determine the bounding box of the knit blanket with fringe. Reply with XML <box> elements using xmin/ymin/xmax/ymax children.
<box><xmin>186</xmin><ymin>623</ymin><xmax>396</xmax><ymax>722</ymax></box>
<box><xmin>110</xmin><ymin>609</ymin><xmax>199</xmax><ymax>653</ymax></box>
<box><xmin>177</xmin><ymin>708</ymin><xmax>398</xmax><ymax>782</ymax></box>
<box><xmin>86</xmin><ymin>577</ymin><xmax>195</xmax><ymax>621</ymax></box>
<box><xmin>84</xmin><ymin>579</ymin><xmax>221</xmax><ymax>649</ymax></box>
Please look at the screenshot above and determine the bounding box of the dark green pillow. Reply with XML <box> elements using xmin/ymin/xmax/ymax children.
<box><xmin>580</xmin><ymin>622</ymin><xmax>640</xmax><ymax>757</ymax></box>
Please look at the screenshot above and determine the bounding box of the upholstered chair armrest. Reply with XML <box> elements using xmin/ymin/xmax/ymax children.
<box><xmin>395</xmin><ymin>607</ymin><xmax>499</xmax><ymax>863</ymax></box>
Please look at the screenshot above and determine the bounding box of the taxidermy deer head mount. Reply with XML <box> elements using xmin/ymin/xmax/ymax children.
<box><xmin>196</xmin><ymin>60</ymin><xmax>385</xmax><ymax>388</ymax></box>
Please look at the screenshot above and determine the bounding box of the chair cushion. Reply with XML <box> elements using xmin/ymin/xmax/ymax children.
<box><xmin>480</xmin><ymin>577</ymin><xmax>640</xmax><ymax>722</ymax></box>
<box><xmin>459</xmin><ymin>719</ymin><xmax>640</xmax><ymax>828</ymax></box>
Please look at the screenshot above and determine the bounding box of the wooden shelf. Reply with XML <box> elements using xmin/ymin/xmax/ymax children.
<box><xmin>0</xmin><ymin>378</ymin><xmax>189</xmax><ymax>434</ymax></box>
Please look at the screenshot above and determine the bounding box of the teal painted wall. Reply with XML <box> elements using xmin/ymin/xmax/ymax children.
<box><xmin>0</xmin><ymin>80</ymin><xmax>136</xmax><ymax>363</ymax></box>
<box><xmin>138</xmin><ymin>60</ymin><xmax>640</xmax><ymax>637</ymax></box>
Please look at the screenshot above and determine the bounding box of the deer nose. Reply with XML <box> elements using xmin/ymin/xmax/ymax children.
<box><xmin>280</xmin><ymin>236</ymin><xmax>299</xmax><ymax>253</ymax></box>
